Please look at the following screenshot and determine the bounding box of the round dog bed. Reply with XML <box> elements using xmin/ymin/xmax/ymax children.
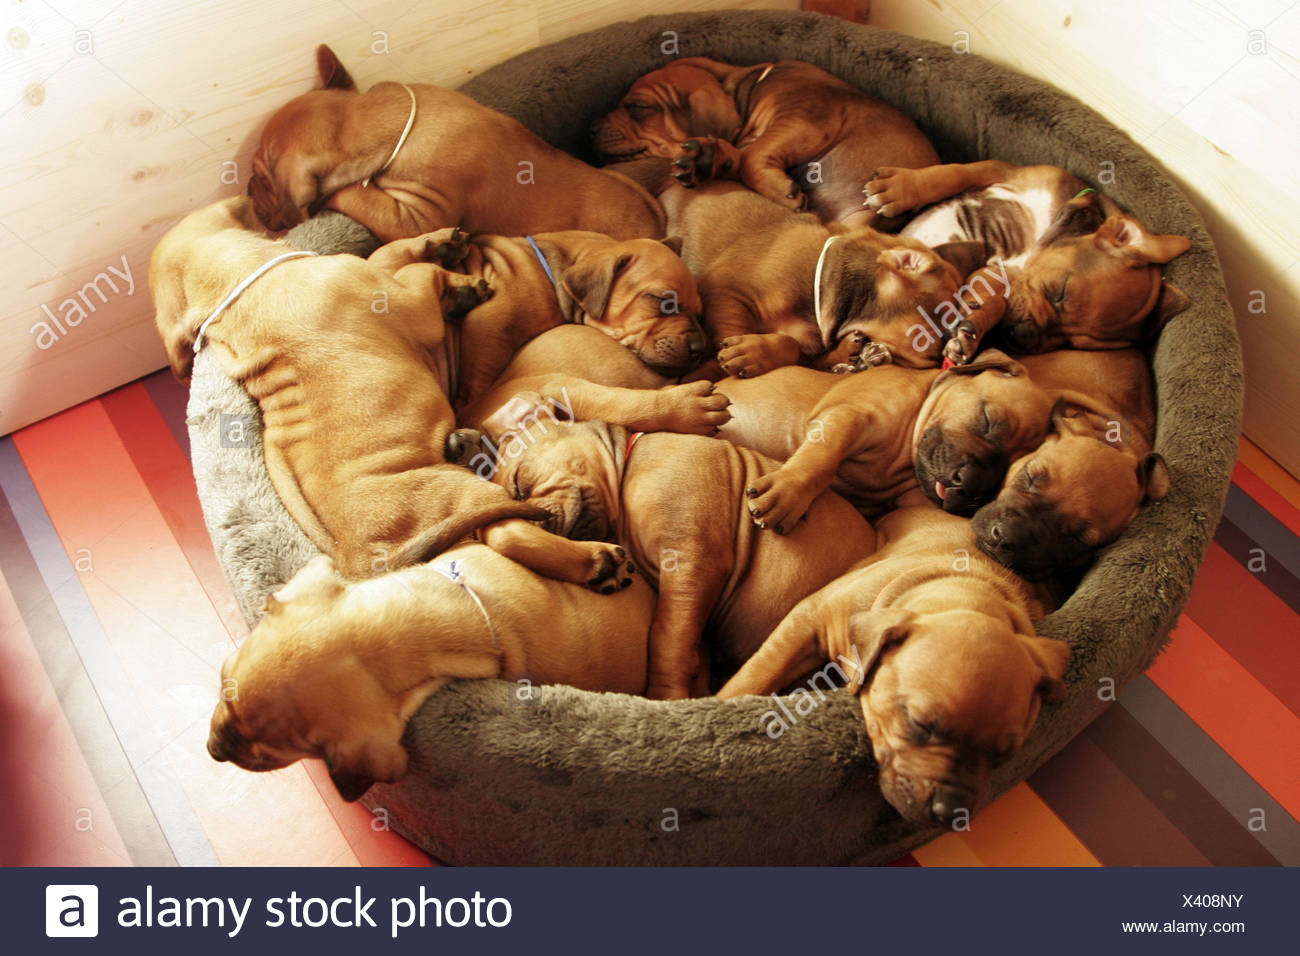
<box><xmin>186</xmin><ymin>10</ymin><xmax>1242</xmax><ymax>864</ymax></box>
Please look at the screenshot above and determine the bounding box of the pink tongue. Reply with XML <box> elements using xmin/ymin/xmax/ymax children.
<box><xmin>935</xmin><ymin>481</ymin><xmax>947</xmax><ymax>501</ymax></box>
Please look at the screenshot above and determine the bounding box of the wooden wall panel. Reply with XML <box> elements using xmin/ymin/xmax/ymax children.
<box><xmin>0</xmin><ymin>0</ymin><xmax>796</xmax><ymax>436</ymax></box>
<box><xmin>867</xmin><ymin>0</ymin><xmax>1300</xmax><ymax>476</ymax></box>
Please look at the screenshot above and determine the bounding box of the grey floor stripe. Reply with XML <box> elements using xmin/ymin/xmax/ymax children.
<box><xmin>0</xmin><ymin>438</ymin><xmax>218</xmax><ymax>866</ymax></box>
<box><xmin>142</xmin><ymin>370</ymin><xmax>191</xmax><ymax>460</ymax></box>
<box><xmin>1119</xmin><ymin>675</ymin><xmax>1300</xmax><ymax>865</ymax></box>
<box><xmin>1223</xmin><ymin>484</ymin><xmax>1300</xmax><ymax>581</ymax></box>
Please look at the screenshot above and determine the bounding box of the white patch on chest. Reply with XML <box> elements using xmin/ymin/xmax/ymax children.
<box><xmin>904</xmin><ymin>182</ymin><xmax>1058</xmax><ymax>268</ymax></box>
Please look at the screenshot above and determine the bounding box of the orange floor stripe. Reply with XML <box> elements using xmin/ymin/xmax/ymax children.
<box><xmin>12</xmin><ymin>400</ymin><xmax>359</xmax><ymax>866</ymax></box>
<box><xmin>911</xmin><ymin>831</ymin><xmax>987</xmax><ymax>866</ymax></box>
<box><xmin>1237</xmin><ymin>438</ymin><xmax>1300</xmax><ymax>513</ymax></box>
<box><xmin>1147</xmin><ymin>616</ymin><xmax>1300</xmax><ymax>821</ymax></box>
<box><xmin>913</xmin><ymin>782</ymin><xmax>1100</xmax><ymax>867</ymax></box>
<box><xmin>953</xmin><ymin>783</ymin><xmax>1101</xmax><ymax>866</ymax></box>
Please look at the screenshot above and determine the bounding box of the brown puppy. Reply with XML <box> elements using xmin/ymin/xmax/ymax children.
<box><xmin>1019</xmin><ymin>348</ymin><xmax>1155</xmax><ymax>444</ymax></box>
<box><xmin>864</xmin><ymin>161</ymin><xmax>1191</xmax><ymax>363</ymax></box>
<box><xmin>207</xmin><ymin>544</ymin><xmax>654</xmax><ymax>800</ymax></box>
<box><xmin>427</xmin><ymin>229</ymin><xmax>707</xmax><ymax>403</ymax></box>
<box><xmin>716</xmin><ymin>350</ymin><xmax>1059</xmax><ymax>527</ymax></box>
<box><xmin>971</xmin><ymin>350</ymin><xmax>1167</xmax><ymax>580</ymax></box>
<box><xmin>151</xmin><ymin>197</ymin><xmax>628</xmax><ymax>587</ymax></box>
<box><xmin>592</xmin><ymin>57</ymin><xmax>938</xmax><ymax>226</ymax></box>
<box><xmin>447</xmin><ymin>323</ymin><xmax>733</xmax><ymax>588</ymax></box>
<box><xmin>718</xmin><ymin>507</ymin><xmax>1070</xmax><ymax>828</ymax></box>
<box><xmin>249</xmin><ymin>45</ymin><xmax>664</xmax><ymax>241</ymax></box>
<box><xmin>459</xmin><ymin>325</ymin><xmax>731</xmax><ymax>443</ymax></box>
<box><xmin>660</xmin><ymin>180</ymin><xmax>981</xmax><ymax>375</ymax></box>
<box><xmin>483</xmin><ymin>407</ymin><xmax>877</xmax><ymax>700</ymax></box>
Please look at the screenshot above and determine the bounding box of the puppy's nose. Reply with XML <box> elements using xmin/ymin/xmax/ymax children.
<box><xmin>687</xmin><ymin>334</ymin><xmax>708</xmax><ymax>359</ymax></box>
<box><xmin>1008</xmin><ymin>321</ymin><xmax>1042</xmax><ymax>352</ymax></box>
<box><xmin>207</xmin><ymin>735</ymin><xmax>230</xmax><ymax>763</ymax></box>
<box><xmin>929</xmin><ymin>785</ymin><xmax>972</xmax><ymax>826</ymax></box>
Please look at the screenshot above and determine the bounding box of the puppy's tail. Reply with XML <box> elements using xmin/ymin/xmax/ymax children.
<box><xmin>391</xmin><ymin>498</ymin><xmax>549</xmax><ymax>569</ymax></box>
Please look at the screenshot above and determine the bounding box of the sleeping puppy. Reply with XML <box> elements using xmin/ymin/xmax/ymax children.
<box><xmin>658</xmin><ymin>180</ymin><xmax>982</xmax><ymax>376</ymax></box>
<box><xmin>151</xmin><ymin>197</ymin><xmax>629</xmax><ymax>589</ymax></box>
<box><xmin>718</xmin><ymin>507</ymin><xmax>1070</xmax><ymax>827</ymax></box>
<box><xmin>716</xmin><ymin>350</ymin><xmax>1058</xmax><ymax>525</ymax></box>
<box><xmin>863</xmin><ymin>161</ymin><xmax>1191</xmax><ymax>363</ymax></box>
<box><xmin>249</xmin><ymin>45</ymin><xmax>664</xmax><ymax>241</ymax></box>
<box><xmin>971</xmin><ymin>350</ymin><xmax>1167</xmax><ymax>581</ymax></box>
<box><xmin>482</xmin><ymin>402</ymin><xmax>877</xmax><ymax>700</ymax></box>
<box><xmin>591</xmin><ymin>57</ymin><xmax>938</xmax><ymax>227</ymax></box>
<box><xmin>207</xmin><ymin>544</ymin><xmax>653</xmax><ymax>800</ymax></box>
<box><xmin>421</xmin><ymin>229</ymin><xmax>708</xmax><ymax>403</ymax></box>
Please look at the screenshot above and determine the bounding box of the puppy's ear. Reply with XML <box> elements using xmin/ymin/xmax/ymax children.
<box><xmin>1095</xmin><ymin>215</ymin><xmax>1190</xmax><ymax>265</ymax></box>
<box><xmin>1048</xmin><ymin>395</ymin><xmax>1071</xmax><ymax>429</ymax></box>
<box><xmin>942</xmin><ymin>348</ymin><xmax>1024</xmax><ymax>378</ymax></box>
<box><xmin>843</xmin><ymin>608</ymin><xmax>914</xmax><ymax>693</ymax></box>
<box><xmin>1137</xmin><ymin>452</ymin><xmax>1170</xmax><ymax>501</ymax></box>
<box><xmin>1143</xmin><ymin>281</ymin><xmax>1190</xmax><ymax>339</ymax></box>
<box><xmin>685</xmin><ymin>86</ymin><xmax>742</xmax><ymax>140</ymax></box>
<box><xmin>559</xmin><ymin>254</ymin><xmax>632</xmax><ymax>323</ymax></box>
<box><xmin>1038</xmin><ymin>192</ymin><xmax>1105</xmax><ymax>247</ymax></box>
<box><xmin>157</xmin><ymin>305</ymin><xmax>206</xmax><ymax>382</ymax></box>
<box><xmin>661</xmin><ymin>235</ymin><xmax>684</xmax><ymax>256</ymax></box>
<box><xmin>324</xmin><ymin>735</ymin><xmax>408</xmax><ymax>802</ymax></box>
<box><xmin>315</xmin><ymin>45</ymin><xmax>357</xmax><ymax>91</ymax></box>
<box><xmin>1019</xmin><ymin>634</ymin><xmax>1070</xmax><ymax>703</ymax></box>
<box><xmin>932</xmin><ymin>240</ymin><xmax>987</xmax><ymax>277</ymax></box>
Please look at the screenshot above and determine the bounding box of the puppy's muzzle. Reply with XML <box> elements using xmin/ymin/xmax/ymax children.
<box><xmin>972</xmin><ymin>501</ymin><xmax>1087</xmax><ymax>580</ymax></box>
<box><xmin>930</xmin><ymin>456</ymin><xmax>1007</xmax><ymax>516</ymax></box>
<box><xmin>207</xmin><ymin>720</ymin><xmax>242</xmax><ymax>764</ymax></box>
<box><xmin>642</xmin><ymin>326</ymin><xmax>709</xmax><ymax>374</ymax></box>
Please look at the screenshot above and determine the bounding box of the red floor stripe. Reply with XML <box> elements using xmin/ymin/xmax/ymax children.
<box><xmin>1182</xmin><ymin>542</ymin><xmax>1300</xmax><ymax>718</ymax></box>
<box><xmin>98</xmin><ymin>382</ymin><xmax>248</xmax><ymax>643</ymax></box>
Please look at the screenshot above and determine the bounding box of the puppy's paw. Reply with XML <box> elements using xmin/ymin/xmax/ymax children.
<box><xmin>776</xmin><ymin>186</ymin><xmax>808</xmax><ymax>211</ymax></box>
<box><xmin>441</xmin><ymin>278</ymin><xmax>493</xmax><ymax>321</ymax></box>
<box><xmin>424</xmin><ymin>227</ymin><xmax>470</xmax><ymax>268</ymax></box>
<box><xmin>717</xmin><ymin>334</ymin><xmax>800</xmax><ymax>379</ymax></box>
<box><xmin>745</xmin><ymin>469</ymin><xmax>816</xmax><ymax>534</ymax></box>
<box><xmin>943</xmin><ymin>320</ymin><xmax>979</xmax><ymax>366</ymax></box>
<box><xmin>655</xmin><ymin>380</ymin><xmax>731</xmax><ymax>435</ymax></box>
<box><xmin>586</xmin><ymin>545</ymin><xmax>638</xmax><ymax>594</ymax></box>
<box><xmin>855</xmin><ymin>341</ymin><xmax>894</xmax><ymax>370</ymax></box>
<box><xmin>863</xmin><ymin>167</ymin><xmax>922</xmax><ymax>218</ymax></box>
<box><xmin>671</xmin><ymin>137</ymin><xmax>738</xmax><ymax>188</ymax></box>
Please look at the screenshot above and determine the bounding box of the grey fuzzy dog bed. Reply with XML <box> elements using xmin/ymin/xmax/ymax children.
<box><xmin>186</xmin><ymin>10</ymin><xmax>1242</xmax><ymax>864</ymax></box>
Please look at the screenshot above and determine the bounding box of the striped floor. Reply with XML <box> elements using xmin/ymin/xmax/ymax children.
<box><xmin>1</xmin><ymin>370</ymin><xmax>1296</xmax><ymax>866</ymax></box>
